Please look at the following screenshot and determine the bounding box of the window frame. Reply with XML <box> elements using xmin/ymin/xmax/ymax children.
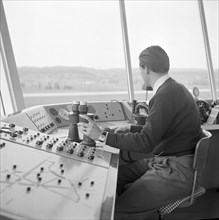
<box><xmin>0</xmin><ymin>1</ymin><xmax>25</xmax><ymax>114</ymax></box>
<box><xmin>198</xmin><ymin>0</ymin><xmax>217</xmax><ymax>101</ymax></box>
<box><xmin>0</xmin><ymin>0</ymin><xmax>217</xmax><ymax>113</ymax></box>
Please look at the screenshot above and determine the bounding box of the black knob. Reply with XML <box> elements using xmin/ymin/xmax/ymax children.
<box><xmin>6</xmin><ymin>174</ymin><xmax>11</xmax><ymax>179</ymax></box>
<box><xmin>77</xmin><ymin>151</ymin><xmax>84</xmax><ymax>157</ymax></box>
<box><xmin>36</xmin><ymin>140</ymin><xmax>43</xmax><ymax>146</ymax></box>
<box><xmin>57</xmin><ymin>146</ymin><xmax>64</xmax><ymax>151</ymax></box>
<box><xmin>88</xmin><ymin>155</ymin><xmax>94</xmax><ymax>160</ymax></box>
<box><xmin>0</xmin><ymin>142</ymin><xmax>6</xmax><ymax>148</ymax></box>
<box><xmin>10</xmin><ymin>133</ymin><xmax>17</xmax><ymax>138</ymax></box>
<box><xmin>46</xmin><ymin>143</ymin><xmax>53</xmax><ymax>149</ymax></box>
<box><xmin>94</xmin><ymin>115</ymin><xmax>99</xmax><ymax>120</ymax></box>
<box><xmin>18</xmin><ymin>130</ymin><xmax>23</xmax><ymax>135</ymax></box>
<box><xmin>26</xmin><ymin>187</ymin><xmax>31</xmax><ymax>192</ymax></box>
<box><xmin>85</xmin><ymin>193</ymin><xmax>90</xmax><ymax>198</ymax></box>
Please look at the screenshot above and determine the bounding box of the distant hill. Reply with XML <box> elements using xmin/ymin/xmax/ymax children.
<box><xmin>17</xmin><ymin>66</ymin><xmax>218</xmax><ymax>93</ymax></box>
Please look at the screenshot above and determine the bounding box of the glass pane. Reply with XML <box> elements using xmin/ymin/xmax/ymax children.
<box><xmin>203</xmin><ymin>0</ymin><xmax>219</xmax><ymax>100</ymax></box>
<box><xmin>125</xmin><ymin>0</ymin><xmax>214</xmax><ymax>101</ymax></box>
<box><xmin>0</xmin><ymin>52</ymin><xmax>14</xmax><ymax>115</ymax></box>
<box><xmin>3</xmin><ymin>0</ymin><xmax>127</xmax><ymax>107</ymax></box>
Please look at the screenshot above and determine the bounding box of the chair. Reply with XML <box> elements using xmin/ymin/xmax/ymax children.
<box><xmin>158</xmin><ymin>129</ymin><xmax>212</xmax><ymax>220</ymax></box>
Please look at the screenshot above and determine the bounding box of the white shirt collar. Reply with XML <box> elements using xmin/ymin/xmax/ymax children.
<box><xmin>153</xmin><ymin>74</ymin><xmax>170</xmax><ymax>95</ymax></box>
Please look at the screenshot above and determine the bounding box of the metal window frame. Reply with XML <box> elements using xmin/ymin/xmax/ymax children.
<box><xmin>119</xmin><ymin>0</ymin><xmax>135</xmax><ymax>101</ymax></box>
<box><xmin>0</xmin><ymin>0</ymin><xmax>217</xmax><ymax>110</ymax></box>
<box><xmin>120</xmin><ymin>0</ymin><xmax>217</xmax><ymax>101</ymax></box>
<box><xmin>0</xmin><ymin>1</ymin><xmax>25</xmax><ymax>114</ymax></box>
<box><xmin>198</xmin><ymin>0</ymin><xmax>217</xmax><ymax>101</ymax></box>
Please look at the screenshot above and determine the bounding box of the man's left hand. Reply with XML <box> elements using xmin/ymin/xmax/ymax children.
<box><xmin>79</xmin><ymin>114</ymin><xmax>102</xmax><ymax>140</ymax></box>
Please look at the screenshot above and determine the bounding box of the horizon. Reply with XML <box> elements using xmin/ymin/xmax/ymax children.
<box><xmin>17</xmin><ymin>66</ymin><xmax>219</xmax><ymax>71</ymax></box>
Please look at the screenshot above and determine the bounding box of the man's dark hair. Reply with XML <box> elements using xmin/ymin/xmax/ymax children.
<box><xmin>139</xmin><ymin>45</ymin><xmax>170</xmax><ymax>73</ymax></box>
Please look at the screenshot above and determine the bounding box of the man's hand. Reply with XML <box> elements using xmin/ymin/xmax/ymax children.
<box><xmin>134</xmin><ymin>102</ymin><xmax>149</xmax><ymax>116</ymax></box>
<box><xmin>79</xmin><ymin>114</ymin><xmax>102</xmax><ymax>141</ymax></box>
<box><xmin>114</xmin><ymin>125</ymin><xmax>131</xmax><ymax>133</ymax></box>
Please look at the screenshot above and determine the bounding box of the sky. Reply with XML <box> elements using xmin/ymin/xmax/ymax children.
<box><xmin>2</xmin><ymin>0</ymin><xmax>219</xmax><ymax>69</ymax></box>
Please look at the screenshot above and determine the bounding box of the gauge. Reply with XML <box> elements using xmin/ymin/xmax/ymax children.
<box><xmin>49</xmin><ymin>108</ymin><xmax>58</xmax><ymax>116</ymax></box>
<box><xmin>59</xmin><ymin>108</ymin><xmax>70</xmax><ymax>121</ymax></box>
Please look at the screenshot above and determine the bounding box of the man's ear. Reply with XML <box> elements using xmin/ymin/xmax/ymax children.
<box><xmin>145</xmin><ymin>65</ymin><xmax>149</xmax><ymax>74</ymax></box>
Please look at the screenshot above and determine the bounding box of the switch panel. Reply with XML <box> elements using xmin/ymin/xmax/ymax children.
<box><xmin>88</xmin><ymin>102</ymin><xmax>125</xmax><ymax>122</ymax></box>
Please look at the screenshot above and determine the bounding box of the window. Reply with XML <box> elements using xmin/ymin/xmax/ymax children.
<box><xmin>125</xmin><ymin>0</ymin><xmax>218</xmax><ymax>101</ymax></box>
<box><xmin>2</xmin><ymin>0</ymin><xmax>218</xmax><ymax>108</ymax></box>
<box><xmin>203</xmin><ymin>0</ymin><xmax>219</xmax><ymax>99</ymax></box>
<box><xmin>3</xmin><ymin>0</ymin><xmax>128</xmax><ymax>107</ymax></box>
<box><xmin>0</xmin><ymin>1</ymin><xmax>25</xmax><ymax>114</ymax></box>
<box><xmin>0</xmin><ymin>52</ymin><xmax>13</xmax><ymax>115</ymax></box>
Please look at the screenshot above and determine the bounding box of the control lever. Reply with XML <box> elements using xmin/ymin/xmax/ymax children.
<box><xmin>132</xmin><ymin>100</ymin><xmax>149</xmax><ymax>125</ymax></box>
<box><xmin>67</xmin><ymin>101</ymin><xmax>80</xmax><ymax>142</ymax></box>
<box><xmin>79</xmin><ymin>102</ymin><xmax>96</xmax><ymax>147</ymax></box>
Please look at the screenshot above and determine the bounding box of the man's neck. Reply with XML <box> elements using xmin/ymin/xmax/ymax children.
<box><xmin>150</xmin><ymin>72</ymin><xmax>167</xmax><ymax>89</ymax></box>
<box><xmin>152</xmin><ymin>73</ymin><xmax>170</xmax><ymax>94</ymax></box>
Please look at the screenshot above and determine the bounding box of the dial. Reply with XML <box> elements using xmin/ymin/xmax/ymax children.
<box><xmin>59</xmin><ymin>108</ymin><xmax>70</xmax><ymax>121</ymax></box>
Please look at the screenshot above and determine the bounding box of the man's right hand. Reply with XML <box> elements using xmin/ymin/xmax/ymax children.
<box><xmin>114</xmin><ymin>125</ymin><xmax>131</xmax><ymax>133</ymax></box>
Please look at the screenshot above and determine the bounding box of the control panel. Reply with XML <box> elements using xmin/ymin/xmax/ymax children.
<box><xmin>88</xmin><ymin>102</ymin><xmax>125</xmax><ymax>122</ymax></box>
<box><xmin>24</xmin><ymin>106</ymin><xmax>57</xmax><ymax>133</ymax></box>
<box><xmin>43</xmin><ymin>101</ymin><xmax>126</xmax><ymax>128</ymax></box>
<box><xmin>1</xmin><ymin>101</ymin><xmax>129</xmax><ymax>134</ymax></box>
<box><xmin>0</xmin><ymin>122</ymin><xmax>111</xmax><ymax>168</ymax></box>
<box><xmin>0</xmin><ymin>101</ymin><xmax>129</xmax><ymax>220</ymax></box>
<box><xmin>0</xmin><ymin>121</ymin><xmax>115</xmax><ymax>220</ymax></box>
<box><xmin>2</xmin><ymin>106</ymin><xmax>57</xmax><ymax>134</ymax></box>
<box><xmin>43</xmin><ymin>103</ymin><xmax>73</xmax><ymax>127</ymax></box>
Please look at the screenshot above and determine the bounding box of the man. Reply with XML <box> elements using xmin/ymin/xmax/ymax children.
<box><xmin>80</xmin><ymin>45</ymin><xmax>201</xmax><ymax>219</ymax></box>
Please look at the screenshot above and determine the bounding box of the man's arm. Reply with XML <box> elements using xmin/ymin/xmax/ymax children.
<box><xmin>105</xmin><ymin>94</ymin><xmax>176</xmax><ymax>153</ymax></box>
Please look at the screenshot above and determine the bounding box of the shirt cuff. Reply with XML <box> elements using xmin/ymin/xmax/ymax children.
<box><xmin>98</xmin><ymin>131</ymin><xmax>108</xmax><ymax>144</ymax></box>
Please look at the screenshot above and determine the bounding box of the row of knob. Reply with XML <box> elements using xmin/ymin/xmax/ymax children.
<box><xmin>39</xmin><ymin>122</ymin><xmax>55</xmax><ymax>132</ymax></box>
<box><xmin>8</xmin><ymin>123</ymin><xmax>28</xmax><ymax>132</ymax></box>
<box><xmin>59</xmin><ymin>143</ymin><xmax>96</xmax><ymax>160</ymax></box>
<box><xmin>35</xmin><ymin>137</ymin><xmax>96</xmax><ymax>160</ymax></box>
<box><xmin>1</xmin><ymin>123</ymin><xmax>97</xmax><ymax>161</ymax></box>
<box><xmin>7</xmin><ymin>122</ymin><xmax>54</xmax><ymax>134</ymax></box>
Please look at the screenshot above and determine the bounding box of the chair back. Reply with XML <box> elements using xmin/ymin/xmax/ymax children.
<box><xmin>193</xmin><ymin>129</ymin><xmax>212</xmax><ymax>171</ymax></box>
<box><xmin>188</xmin><ymin>129</ymin><xmax>212</xmax><ymax>206</ymax></box>
<box><xmin>159</xmin><ymin>129</ymin><xmax>212</xmax><ymax>215</ymax></box>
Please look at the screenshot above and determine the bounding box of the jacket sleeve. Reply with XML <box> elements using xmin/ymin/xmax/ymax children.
<box><xmin>130</xmin><ymin>125</ymin><xmax>144</xmax><ymax>133</ymax></box>
<box><xmin>105</xmin><ymin>93</ymin><xmax>176</xmax><ymax>153</ymax></box>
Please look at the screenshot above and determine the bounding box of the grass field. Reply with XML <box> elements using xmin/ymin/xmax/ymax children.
<box><xmin>18</xmin><ymin>66</ymin><xmax>218</xmax><ymax>107</ymax></box>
